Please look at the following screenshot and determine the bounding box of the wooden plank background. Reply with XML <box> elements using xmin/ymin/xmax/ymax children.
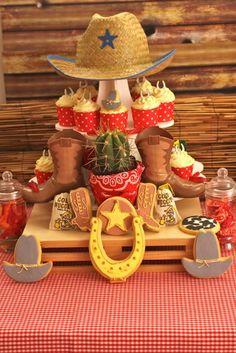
<box><xmin>1</xmin><ymin>0</ymin><xmax>236</xmax><ymax>99</ymax></box>
<box><xmin>0</xmin><ymin>0</ymin><xmax>235</xmax><ymax>182</ymax></box>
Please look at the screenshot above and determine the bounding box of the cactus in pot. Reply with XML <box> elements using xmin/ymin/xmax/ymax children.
<box><xmin>89</xmin><ymin>130</ymin><xmax>144</xmax><ymax>204</ymax></box>
<box><xmin>93</xmin><ymin>130</ymin><xmax>136</xmax><ymax>175</ymax></box>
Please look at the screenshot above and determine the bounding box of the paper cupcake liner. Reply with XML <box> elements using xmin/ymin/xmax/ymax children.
<box><xmin>157</xmin><ymin>102</ymin><xmax>174</xmax><ymax>123</ymax></box>
<box><xmin>74</xmin><ymin>110</ymin><xmax>100</xmax><ymax>134</ymax></box>
<box><xmin>35</xmin><ymin>169</ymin><xmax>53</xmax><ymax>185</ymax></box>
<box><xmin>89</xmin><ymin>162</ymin><xmax>144</xmax><ymax>205</ymax></box>
<box><xmin>132</xmin><ymin>107</ymin><xmax>159</xmax><ymax>131</ymax></box>
<box><xmin>56</xmin><ymin>107</ymin><xmax>75</xmax><ymax>127</ymax></box>
<box><xmin>171</xmin><ymin>165</ymin><xmax>194</xmax><ymax>180</ymax></box>
<box><xmin>100</xmin><ymin>111</ymin><xmax>128</xmax><ymax>132</ymax></box>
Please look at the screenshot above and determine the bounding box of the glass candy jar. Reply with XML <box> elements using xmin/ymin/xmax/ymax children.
<box><xmin>205</xmin><ymin>168</ymin><xmax>236</xmax><ymax>250</ymax></box>
<box><xmin>0</xmin><ymin>171</ymin><xmax>27</xmax><ymax>240</ymax></box>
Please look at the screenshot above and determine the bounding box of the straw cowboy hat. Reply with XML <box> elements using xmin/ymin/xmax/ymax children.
<box><xmin>48</xmin><ymin>12</ymin><xmax>175</xmax><ymax>80</ymax></box>
<box><xmin>182</xmin><ymin>231</ymin><xmax>232</xmax><ymax>278</ymax></box>
<box><xmin>3</xmin><ymin>235</ymin><xmax>52</xmax><ymax>283</ymax></box>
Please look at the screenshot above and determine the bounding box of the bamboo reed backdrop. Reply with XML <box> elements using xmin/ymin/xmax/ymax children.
<box><xmin>0</xmin><ymin>95</ymin><xmax>235</xmax><ymax>183</ymax></box>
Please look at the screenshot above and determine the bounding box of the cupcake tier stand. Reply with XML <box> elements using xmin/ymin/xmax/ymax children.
<box><xmin>23</xmin><ymin>79</ymin><xmax>204</xmax><ymax>273</ymax></box>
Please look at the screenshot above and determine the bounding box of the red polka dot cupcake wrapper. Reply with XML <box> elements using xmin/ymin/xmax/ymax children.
<box><xmin>56</xmin><ymin>107</ymin><xmax>75</xmax><ymax>127</ymax></box>
<box><xmin>100</xmin><ymin>111</ymin><xmax>128</xmax><ymax>132</ymax></box>
<box><xmin>171</xmin><ymin>165</ymin><xmax>194</xmax><ymax>180</ymax></box>
<box><xmin>74</xmin><ymin>110</ymin><xmax>100</xmax><ymax>134</ymax></box>
<box><xmin>157</xmin><ymin>102</ymin><xmax>174</xmax><ymax>123</ymax></box>
<box><xmin>132</xmin><ymin>107</ymin><xmax>159</xmax><ymax>131</ymax></box>
<box><xmin>34</xmin><ymin>169</ymin><xmax>53</xmax><ymax>185</ymax></box>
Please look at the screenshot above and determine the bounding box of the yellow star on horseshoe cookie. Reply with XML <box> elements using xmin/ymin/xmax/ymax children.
<box><xmin>101</xmin><ymin>201</ymin><xmax>131</xmax><ymax>232</ymax></box>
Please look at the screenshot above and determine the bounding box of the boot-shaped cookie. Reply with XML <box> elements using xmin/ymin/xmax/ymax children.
<box><xmin>22</xmin><ymin>130</ymin><xmax>86</xmax><ymax>203</ymax></box>
<box><xmin>135</xmin><ymin>126</ymin><xmax>205</xmax><ymax>198</ymax></box>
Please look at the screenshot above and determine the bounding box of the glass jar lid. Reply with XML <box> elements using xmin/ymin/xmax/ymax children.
<box><xmin>0</xmin><ymin>171</ymin><xmax>22</xmax><ymax>201</ymax></box>
<box><xmin>205</xmin><ymin>168</ymin><xmax>236</xmax><ymax>199</ymax></box>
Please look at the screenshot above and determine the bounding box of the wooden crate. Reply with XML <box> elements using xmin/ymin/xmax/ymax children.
<box><xmin>23</xmin><ymin>198</ymin><xmax>202</xmax><ymax>273</ymax></box>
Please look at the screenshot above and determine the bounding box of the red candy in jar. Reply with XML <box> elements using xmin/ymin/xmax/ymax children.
<box><xmin>205</xmin><ymin>168</ymin><xmax>236</xmax><ymax>250</ymax></box>
<box><xmin>0</xmin><ymin>171</ymin><xmax>27</xmax><ymax>242</ymax></box>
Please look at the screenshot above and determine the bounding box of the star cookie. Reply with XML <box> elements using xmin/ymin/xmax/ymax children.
<box><xmin>96</xmin><ymin>196</ymin><xmax>137</xmax><ymax>235</ymax></box>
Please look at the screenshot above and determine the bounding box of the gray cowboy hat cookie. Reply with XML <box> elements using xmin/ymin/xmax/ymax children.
<box><xmin>3</xmin><ymin>234</ymin><xmax>52</xmax><ymax>283</ymax></box>
<box><xmin>182</xmin><ymin>231</ymin><xmax>233</xmax><ymax>278</ymax></box>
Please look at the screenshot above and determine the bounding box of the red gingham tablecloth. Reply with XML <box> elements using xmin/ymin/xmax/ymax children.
<box><xmin>0</xmin><ymin>250</ymin><xmax>235</xmax><ymax>353</ymax></box>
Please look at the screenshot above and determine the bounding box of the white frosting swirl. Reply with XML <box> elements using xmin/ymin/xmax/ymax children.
<box><xmin>56</xmin><ymin>90</ymin><xmax>76</xmax><ymax>107</ymax></box>
<box><xmin>73</xmin><ymin>98</ymin><xmax>100</xmax><ymax>113</ymax></box>
<box><xmin>100</xmin><ymin>102</ymin><xmax>127</xmax><ymax>114</ymax></box>
<box><xmin>35</xmin><ymin>152</ymin><xmax>54</xmax><ymax>173</ymax></box>
<box><xmin>131</xmin><ymin>78</ymin><xmax>154</xmax><ymax>95</ymax></box>
<box><xmin>132</xmin><ymin>94</ymin><xmax>160</xmax><ymax>110</ymax></box>
<box><xmin>170</xmin><ymin>146</ymin><xmax>195</xmax><ymax>168</ymax></box>
<box><xmin>153</xmin><ymin>81</ymin><xmax>175</xmax><ymax>103</ymax></box>
<box><xmin>74</xmin><ymin>85</ymin><xmax>98</xmax><ymax>100</ymax></box>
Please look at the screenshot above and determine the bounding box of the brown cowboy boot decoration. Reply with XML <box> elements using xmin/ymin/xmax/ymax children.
<box><xmin>22</xmin><ymin>130</ymin><xmax>86</xmax><ymax>203</ymax></box>
<box><xmin>135</xmin><ymin>126</ymin><xmax>205</xmax><ymax>198</ymax></box>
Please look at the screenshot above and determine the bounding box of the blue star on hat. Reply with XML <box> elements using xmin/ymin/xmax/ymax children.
<box><xmin>98</xmin><ymin>29</ymin><xmax>118</xmax><ymax>49</ymax></box>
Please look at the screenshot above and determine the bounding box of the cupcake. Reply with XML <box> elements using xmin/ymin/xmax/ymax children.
<box><xmin>131</xmin><ymin>92</ymin><xmax>160</xmax><ymax>131</ymax></box>
<box><xmin>74</xmin><ymin>82</ymin><xmax>98</xmax><ymax>102</ymax></box>
<box><xmin>153</xmin><ymin>81</ymin><xmax>175</xmax><ymax>124</ymax></box>
<box><xmin>73</xmin><ymin>96</ymin><xmax>100</xmax><ymax>134</ymax></box>
<box><xmin>56</xmin><ymin>89</ymin><xmax>76</xmax><ymax>127</ymax></box>
<box><xmin>100</xmin><ymin>90</ymin><xmax>128</xmax><ymax>132</ymax></box>
<box><xmin>34</xmin><ymin>150</ymin><xmax>54</xmax><ymax>185</ymax></box>
<box><xmin>170</xmin><ymin>143</ymin><xmax>195</xmax><ymax>180</ymax></box>
<box><xmin>131</xmin><ymin>77</ymin><xmax>154</xmax><ymax>101</ymax></box>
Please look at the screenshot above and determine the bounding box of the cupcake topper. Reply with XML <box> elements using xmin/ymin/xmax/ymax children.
<box><xmin>42</xmin><ymin>149</ymin><xmax>51</xmax><ymax>158</ymax></box>
<box><xmin>140</xmin><ymin>90</ymin><xmax>150</xmax><ymax>103</ymax></box>
<box><xmin>102</xmin><ymin>90</ymin><xmax>121</xmax><ymax>110</ymax></box>
<box><xmin>79</xmin><ymin>80</ymin><xmax>88</xmax><ymax>88</ymax></box>
<box><xmin>68</xmin><ymin>87</ymin><xmax>74</xmax><ymax>96</ymax></box>
<box><xmin>156</xmin><ymin>80</ymin><xmax>166</xmax><ymax>89</ymax></box>
<box><xmin>64</xmin><ymin>88</ymin><xmax>74</xmax><ymax>97</ymax></box>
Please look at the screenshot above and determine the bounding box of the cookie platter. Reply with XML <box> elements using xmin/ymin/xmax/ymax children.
<box><xmin>23</xmin><ymin>198</ymin><xmax>201</xmax><ymax>273</ymax></box>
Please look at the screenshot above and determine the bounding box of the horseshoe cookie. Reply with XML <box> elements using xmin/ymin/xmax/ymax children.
<box><xmin>96</xmin><ymin>197</ymin><xmax>137</xmax><ymax>235</ymax></box>
<box><xmin>179</xmin><ymin>215</ymin><xmax>220</xmax><ymax>235</ymax></box>
<box><xmin>89</xmin><ymin>216</ymin><xmax>145</xmax><ymax>282</ymax></box>
<box><xmin>136</xmin><ymin>183</ymin><xmax>159</xmax><ymax>232</ymax></box>
<box><xmin>70</xmin><ymin>187</ymin><xmax>92</xmax><ymax>231</ymax></box>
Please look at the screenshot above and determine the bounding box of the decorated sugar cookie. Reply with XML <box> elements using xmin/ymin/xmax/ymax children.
<box><xmin>96</xmin><ymin>197</ymin><xmax>137</xmax><ymax>235</ymax></box>
<box><xmin>156</xmin><ymin>184</ymin><xmax>181</xmax><ymax>226</ymax></box>
<box><xmin>3</xmin><ymin>234</ymin><xmax>52</xmax><ymax>283</ymax></box>
<box><xmin>70</xmin><ymin>187</ymin><xmax>92</xmax><ymax>231</ymax></box>
<box><xmin>89</xmin><ymin>216</ymin><xmax>145</xmax><ymax>282</ymax></box>
<box><xmin>182</xmin><ymin>231</ymin><xmax>232</xmax><ymax>278</ymax></box>
<box><xmin>179</xmin><ymin>215</ymin><xmax>220</xmax><ymax>235</ymax></box>
<box><xmin>136</xmin><ymin>183</ymin><xmax>159</xmax><ymax>232</ymax></box>
<box><xmin>49</xmin><ymin>193</ymin><xmax>75</xmax><ymax>230</ymax></box>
